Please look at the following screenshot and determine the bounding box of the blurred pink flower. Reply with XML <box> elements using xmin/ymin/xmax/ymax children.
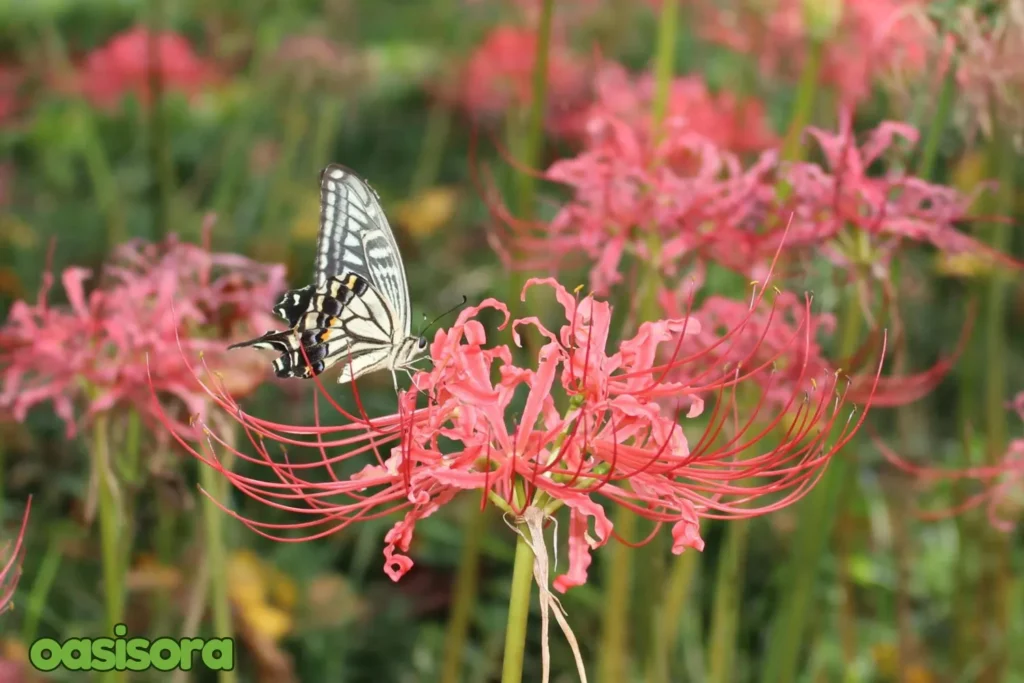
<box><xmin>1</xmin><ymin>498</ymin><xmax>30</xmax><ymax>615</ymax></box>
<box><xmin>699</xmin><ymin>0</ymin><xmax>931</xmax><ymax>105</ymax></box>
<box><xmin>486</xmin><ymin>99</ymin><xmax>779</xmax><ymax>294</ymax></box>
<box><xmin>74</xmin><ymin>27</ymin><xmax>218</xmax><ymax>109</ymax></box>
<box><xmin>557</xmin><ymin>63</ymin><xmax>777</xmax><ymax>153</ymax></box>
<box><xmin>456</xmin><ymin>26</ymin><xmax>591</xmax><ymax>129</ymax></box>
<box><xmin>0</xmin><ymin>228</ymin><xmax>285</xmax><ymax>438</ymax></box>
<box><xmin>781</xmin><ymin>109</ymin><xmax>1020</xmax><ymax>275</ymax></box>
<box><xmin>0</xmin><ymin>63</ymin><xmax>24</xmax><ymax>125</ymax></box>
<box><xmin>162</xmin><ymin>278</ymin><xmax>880</xmax><ymax>589</ymax></box>
<box><xmin>876</xmin><ymin>392</ymin><xmax>1024</xmax><ymax>532</ymax></box>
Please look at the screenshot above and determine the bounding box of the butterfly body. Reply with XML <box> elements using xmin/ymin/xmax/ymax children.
<box><xmin>230</xmin><ymin>165</ymin><xmax>427</xmax><ymax>391</ymax></box>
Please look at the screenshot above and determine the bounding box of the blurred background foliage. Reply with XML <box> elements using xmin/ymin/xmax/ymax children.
<box><xmin>0</xmin><ymin>0</ymin><xmax>1022</xmax><ymax>682</ymax></box>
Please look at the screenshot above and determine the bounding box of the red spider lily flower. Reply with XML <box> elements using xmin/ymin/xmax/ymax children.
<box><xmin>779</xmin><ymin>108</ymin><xmax>1021</xmax><ymax>276</ymax></box>
<box><xmin>74</xmin><ymin>27</ymin><xmax>218</xmax><ymax>110</ymax></box>
<box><xmin>0</xmin><ymin>63</ymin><xmax>24</xmax><ymax>126</ymax></box>
<box><xmin>874</xmin><ymin>392</ymin><xmax>1024</xmax><ymax>532</ymax></box>
<box><xmin>456</xmin><ymin>26</ymin><xmax>591</xmax><ymax>130</ymax></box>
<box><xmin>698</xmin><ymin>0</ymin><xmax>931</xmax><ymax>105</ymax></box>
<box><xmin>557</xmin><ymin>62</ymin><xmax>778</xmax><ymax>153</ymax></box>
<box><xmin>1</xmin><ymin>498</ymin><xmax>31</xmax><ymax>615</ymax></box>
<box><xmin>0</xmin><ymin>228</ymin><xmax>284</xmax><ymax>438</ymax></box>
<box><xmin>661</xmin><ymin>290</ymin><xmax>836</xmax><ymax>410</ymax></box>
<box><xmin>950</xmin><ymin>1</ymin><xmax>1024</xmax><ymax>146</ymax></box>
<box><xmin>161</xmin><ymin>277</ymin><xmax>882</xmax><ymax>590</ymax></box>
<box><xmin>485</xmin><ymin>99</ymin><xmax>779</xmax><ymax>295</ymax></box>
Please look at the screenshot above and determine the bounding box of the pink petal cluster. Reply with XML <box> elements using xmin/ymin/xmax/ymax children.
<box><xmin>164</xmin><ymin>278</ymin><xmax>878</xmax><ymax>590</ymax></box>
<box><xmin>876</xmin><ymin>392</ymin><xmax>1024</xmax><ymax>532</ymax></box>
<box><xmin>0</xmin><ymin>229</ymin><xmax>285</xmax><ymax>437</ymax></box>
<box><xmin>698</xmin><ymin>0</ymin><xmax>931</xmax><ymax>105</ymax></box>
<box><xmin>73</xmin><ymin>27</ymin><xmax>218</xmax><ymax>109</ymax></box>
<box><xmin>455</xmin><ymin>26</ymin><xmax>591</xmax><ymax>129</ymax></box>
<box><xmin>556</xmin><ymin>63</ymin><xmax>777</xmax><ymax>153</ymax></box>
<box><xmin>0</xmin><ymin>498</ymin><xmax>30</xmax><ymax>615</ymax></box>
<box><xmin>491</xmin><ymin>102</ymin><xmax>1018</xmax><ymax>297</ymax></box>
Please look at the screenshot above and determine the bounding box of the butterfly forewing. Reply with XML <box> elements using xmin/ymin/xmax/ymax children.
<box><xmin>317</xmin><ymin>165</ymin><xmax>411</xmax><ymax>336</ymax></box>
<box><xmin>231</xmin><ymin>164</ymin><xmax>425</xmax><ymax>388</ymax></box>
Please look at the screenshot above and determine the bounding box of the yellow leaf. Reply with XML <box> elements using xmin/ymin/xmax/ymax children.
<box><xmin>395</xmin><ymin>186</ymin><xmax>458</xmax><ymax>238</ymax></box>
<box><xmin>228</xmin><ymin>550</ymin><xmax>270</xmax><ymax>608</ymax></box>
<box><xmin>1</xmin><ymin>637</ymin><xmax>28</xmax><ymax>663</ymax></box>
<box><xmin>935</xmin><ymin>251</ymin><xmax>993</xmax><ymax>279</ymax></box>
<box><xmin>0</xmin><ymin>215</ymin><xmax>38</xmax><ymax>250</ymax></box>
<box><xmin>244</xmin><ymin>602</ymin><xmax>293</xmax><ymax>643</ymax></box>
<box><xmin>269</xmin><ymin>568</ymin><xmax>298</xmax><ymax>611</ymax></box>
<box><xmin>950</xmin><ymin>150</ymin><xmax>987</xmax><ymax>200</ymax></box>
<box><xmin>287</xmin><ymin>188</ymin><xmax>323</xmax><ymax>243</ymax></box>
<box><xmin>905</xmin><ymin>664</ymin><xmax>935</xmax><ymax>683</ymax></box>
<box><xmin>127</xmin><ymin>554</ymin><xmax>181</xmax><ymax>591</ymax></box>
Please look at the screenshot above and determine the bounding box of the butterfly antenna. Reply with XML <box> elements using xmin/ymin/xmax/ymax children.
<box><xmin>417</xmin><ymin>295</ymin><xmax>469</xmax><ymax>337</ymax></box>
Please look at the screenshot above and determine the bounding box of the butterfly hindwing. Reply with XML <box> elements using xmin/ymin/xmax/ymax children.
<box><xmin>231</xmin><ymin>164</ymin><xmax>424</xmax><ymax>389</ymax></box>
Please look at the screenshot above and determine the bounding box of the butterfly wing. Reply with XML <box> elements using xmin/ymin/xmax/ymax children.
<box><xmin>229</xmin><ymin>273</ymin><xmax>397</xmax><ymax>381</ymax></box>
<box><xmin>317</xmin><ymin>164</ymin><xmax>411</xmax><ymax>337</ymax></box>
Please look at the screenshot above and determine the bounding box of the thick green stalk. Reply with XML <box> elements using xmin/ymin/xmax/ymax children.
<box><xmin>975</xmin><ymin>114</ymin><xmax>1014</xmax><ymax>683</ymax></box>
<box><xmin>760</xmin><ymin>292</ymin><xmax>862</xmax><ymax>683</ymax></box>
<box><xmin>780</xmin><ymin>40</ymin><xmax>824</xmax><ymax>165</ymax></box>
<box><xmin>410</xmin><ymin>96</ymin><xmax>454</xmax><ymax>196</ymax></box>
<box><xmin>94</xmin><ymin>413</ymin><xmax>125</xmax><ymax>683</ymax></box>
<box><xmin>146</xmin><ymin>0</ymin><xmax>174</xmax><ymax>241</ymax></box>
<box><xmin>500</xmin><ymin>526</ymin><xmax>537</xmax><ymax>683</ymax></box>
<box><xmin>707</xmin><ymin>520</ymin><xmax>751</xmax><ymax>683</ymax></box>
<box><xmin>597</xmin><ymin>509</ymin><xmax>637</xmax><ymax>683</ymax></box>
<box><xmin>650</xmin><ymin>551</ymin><xmax>699</xmax><ymax>683</ymax></box>
<box><xmin>440</xmin><ymin>502</ymin><xmax>489</xmax><ymax>683</ymax></box>
<box><xmin>650</xmin><ymin>0</ymin><xmax>679</xmax><ymax>140</ymax></box>
<box><xmin>914</xmin><ymin>56</ymin><xmax>957</xmax><ymax>183</ymax></box>
<box><xmin>78</xmin><ymin>108</ymin><xmax>128</xmax><ymax>251</ymax></box>
<box><xmin>21</xmin><ymin>531</ymin><xmax>64</xmax><ymax>644</ymax></box>
<box><xmin>514</xmin><ymin>0</ymin><xmax>554</xmax><ymax>221</ymax></box>
<box><xmin>199</xmin><ymin>459</ymin><xmax>237</xmax><ymax>683</ymax></box>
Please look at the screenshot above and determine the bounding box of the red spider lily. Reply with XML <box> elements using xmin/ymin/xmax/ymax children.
<box><xmin>781</xmin><ymin>109</ymin><xmax>1020</xmax><ymax>273</ymax></box>
<box><xmin>557</xmin><ymin>62</ymin><xmax>778</xmax><ymax>153</ymax></box>
<box><xmin>73</xmin><ymin>27</ymin><xmax>218</xmax><ymax>110</ymax></box>
<box><xmin>661</xmin><ymin>290</ymin><xmax>836</xmax><ymax>410</ymax></box>
<box><xmin>0</xmin><ymin>63</ymin><xmax>24</xmax><ymax>126</ymax></box>
<box><xmin>0</xmin><ymin>227</ymin><xmax>284</xmax><ymax>437</ymax></box>
<box><xmin>873</xmin><ymin>392</ymin><xmax>1024</xmax><ymax>532</ymax></box>
<box><xmin>160</xmin><ymin>276</ymin><xmax>883</xmax><ymax>591</ymax></box>
<box><xmin>951</xmin><ymin>0</ymin><xmax>1024</xmax><ymax>145</ymax></box>
<box><xmin>1</xmin><ymin>498</ymin><xmax>31</xmax><ymax>615</ymax></box>
<box><xmin>697</xmin><ymin>0</ymin><xmax>931</xmax><ymax>105</ymax></box>
<box><xmin>455</xmin><ymin>26</ymin><xmax>591</xmax><ymax>131</ymax></box>
<box><xmin>484</xmin><ymin>97</ymin><xmax>780</xmax><ymax>294</ymax></box>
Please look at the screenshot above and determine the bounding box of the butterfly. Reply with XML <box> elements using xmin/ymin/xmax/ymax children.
<box><xmin>229</xmin><ymin>164</ymin><xmax>428</xmax><ymax>393</ymax></box>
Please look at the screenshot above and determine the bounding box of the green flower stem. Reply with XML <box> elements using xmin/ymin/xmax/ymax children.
<box><xmin>760</xmin><ymin>291</ymin><xmax>862</xmax><ymax>683</ymax></box>
<box><xmin>707</xmin><ymin>519</ymin><xmax>751</xmax><ymax>683</ymax></box>
<box><xmin>199</xmin><ymin>457</ymin><xmax>237</xmax><ymax>683</ymax></box>
<box><xmin>410</xmin><ymin>95</ymin><xmax>454</xmax><ymax>196</ymax></box>
<box><xmin>650</xmin><ymin>551</ymin><xmax>699</xmax><ymax>683</ymax></box>
<box><xmin>21</xmin><ymin>530</ymin><xmax>65</xmax><ymax>644</ymax></box>
<box><xmin>780</xmin><ymin>39</ymin><xmax>824</xmax><ymax>164</ymax></box>
<box><xmin>598</xmin><ymin>508</ymin><xmax>637</xmax><ymax>683</ymax></box>
<box><xmin>914</xmin><ymin>56</ymin><xmax>957</xmax><ymax>183</ymax></box>
<box><xmin>650</xmin><ymin>0</ymin><xmax>679</xmax><ymax>141</ymax></box>
<box><xmin>500</xmin><ymin>524</ymin><xmax>537</xmax><ymax>683</ymax></box>
<box><xmin>440</xmin><ymin>501</ymin><xmax>490</xmax><ymax>683</ymax></box>
<box><xmin>78</xmin><ymin>107</ymin><xmax>128</xmax><ymax>251</ymax></box>
<box><xmin>514</xmin><ymin>0</ymin><xmax>554</xmax><ymax>221</ymax></box>
<box><xmin>975</xmin><ymin>114</ymin><xmax>1014</xmax><ymax>683</ymax></box>
<box><xmin>94</xmin><ymin>413</ymin><xmax>125</xmax><ymax>683</ymax></box>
